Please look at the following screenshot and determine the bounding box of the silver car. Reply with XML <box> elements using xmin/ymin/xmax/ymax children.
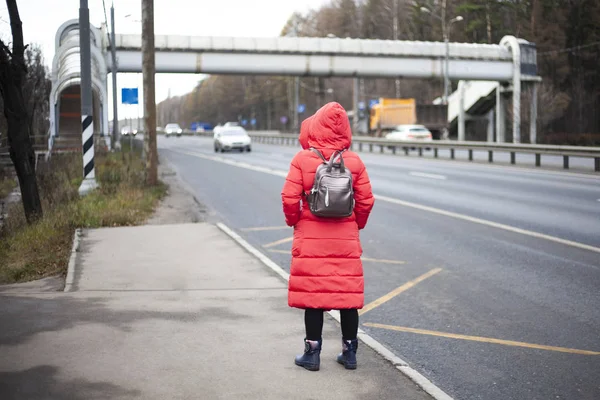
<box><xmin>214</xmin><ymin>126</ymin><xmax>252</xmax><ymax>152</ymax></box>
<box><xmin>165</xmin><ymin>123</ymin><xmax>183</xmax><ymax>137</ymax></box>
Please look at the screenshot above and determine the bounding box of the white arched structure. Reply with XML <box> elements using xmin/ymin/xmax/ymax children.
<box><xmin>444</xmin><ymin>35</ymin><xmax>539</xmax><ymax>143</ymax></box>
<box><xmin>49</xmin><ymin>19</ymin><xmax>108</xmax><ymax>149</ymax></box>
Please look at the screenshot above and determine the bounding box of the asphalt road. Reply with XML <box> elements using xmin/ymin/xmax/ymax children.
<box><xmin>159</xmin><ymin>135</ymin><xmax>600</xmax><ymax>400</ymax></box>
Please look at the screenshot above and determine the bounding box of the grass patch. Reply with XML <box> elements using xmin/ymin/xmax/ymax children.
<box><xmin>0</xmin><ymin>146</ymin><xmax>166</xmax><ymax>284</ymax></box>
<box><xmin>0</xmin><ymin>176</ymin><xmax>16</xmax><ymax>199</ymax></box>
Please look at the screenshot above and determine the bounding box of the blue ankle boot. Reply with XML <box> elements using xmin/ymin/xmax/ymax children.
<box><xmin>295</xmin><ymin>338</ymin><xmax>321</xmax><ymax>371</ymax></box>
<box><xmin>336</xmin><ymin>338</ymin><xmax>358</xmax><ymax>370</ymax></box>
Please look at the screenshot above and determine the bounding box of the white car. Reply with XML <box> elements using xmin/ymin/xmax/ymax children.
<box><xmin>164</xmin><ymin>123</ymin><xmax>183</xmax><ymax>137</ymax></box>
<box><xmin>385</xmin><ymin>125</ymin><xmax>433</xmax><ymax>142</ymax></box>
<box><xmin>121</xmin><ymin>126</ymin><xmax>137</xmax><ymax>136</ymax></box>
<box><xmin>214</xmin><ymin>126</ymin><xmax>251</xmax><ymax>152</ymax></box>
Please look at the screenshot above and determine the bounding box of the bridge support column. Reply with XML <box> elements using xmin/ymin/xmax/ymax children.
<box><xmin>458</xmin><ymin>81</ymin><xmax>466</xmax><ymax>141</ymax></box>
<box><xmin>496</xmin><ymin>83</ymin><xmax>505</xmax><ymax>143</ymax></box>
<box><xmin>486</xmin><ymin>109</ymin><xmax>494</xmax><ymax>142</ymax></box>
<box><xmin>529</xmin><ymin>82</ymin><xmax>537</xmax><ymax>144</ymax></box>
<box><xmin>501</xmin><ymin>36</ymin><xmax>522</xmax><ymax>144</ymax></box>
<box><xmin>512</xmin><ymin>80</ymin><xmax>521</xmax><ymax>144</ymax></box>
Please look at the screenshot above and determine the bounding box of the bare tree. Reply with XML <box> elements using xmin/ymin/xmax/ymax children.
<box><xmin>0</xmin><ymin>0</ymin><xmax>43</xmax><ymax>223</ymax></box>
<box><xmin>23</xmin><ymin>45</ymin><xmax>51</xmax><ymax>144</ymax></box>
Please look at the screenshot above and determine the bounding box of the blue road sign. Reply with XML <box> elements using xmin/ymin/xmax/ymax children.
<box><xmin>358</xmin><ymin>101</ymin><xmax>366</xmax><ymax>110</ymax></box>
<box><xmin>368</xmin><ymin>99</ymin><xmax>379</xmax><ymax>108</ymax></box>
<box><xmin>121</xmin><ymin>88</ymin><xmax>139</xmax><ymax>105</ymax></box>
<box><xmin>241</xmin><ymin>119</ymin><xmax>248</xmax><ymax>126</ymax></box>
<box><xmin>298</xmin><ymin>104</ymin><xmax>306</xmax><ymax>113</ymax></box>
<box><xmin>250</xmin><ymin>118</ymin><xmax>257</xmax><ymax>126</ymax></box>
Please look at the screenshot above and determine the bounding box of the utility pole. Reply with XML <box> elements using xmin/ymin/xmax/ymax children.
<box><xmin>293</xmin><ymin>76</ymin><xmax>300</xmax><ymax>132</ymax></box>
<box><xmin>78</xmin><ymin>0</ymin><xmax>98</xmax><ymax>195</ymax></box>
<box><xmin>315</xmin><ymin>77</ymin><xmax>325</xmax><ymax>109</ymax></box>
<box><xmin>353</xmin><ymin>77</ymin><xmax>359</xmax><ymax>134</ymax></box>
<box><xmin>442</xmin><ymin>0</ymin><xmax>450</xmax><ymax>105</ymax></box>
<box><xmin>142</xmin><ymin>0</ymin><xmax>157</xmax><ymax>185</ymax></box>
<box><xmin>110</xmin><ymin>1</ymin><xmax>119</xmax><ymax>150</ymax></box>
<box><xmin>393</xmin><ymin>0</ymin><xmax>401</xmax><ymax>98</ymax></box>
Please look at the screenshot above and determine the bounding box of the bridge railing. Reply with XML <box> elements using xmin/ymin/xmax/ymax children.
<box><xmin>189</xmin><ymin>130</ymin><xmax>600</xmax><ymax>172</ymax></box>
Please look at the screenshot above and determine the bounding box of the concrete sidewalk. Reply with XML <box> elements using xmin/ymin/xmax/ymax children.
<box><xmin>0</xmin><ymin>223</ymin><xmax>432</xmax><ymax>400</ymax></box>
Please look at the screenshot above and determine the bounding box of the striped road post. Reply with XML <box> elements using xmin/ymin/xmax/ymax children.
<box><xmin>82</xmin><ymin>114</ymin><xmax>96</xmax><ymax>179</ymax></box>
<box><xmin>78</xmin><ymin>0</ymin><xmax>98</xmax><ymax>195</ymax></box>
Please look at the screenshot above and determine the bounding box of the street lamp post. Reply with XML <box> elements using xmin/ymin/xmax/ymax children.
<box><xmin>393</xmin><ymin>0</ymin><xmax>401</xmax><ymax>98</ymax></box>
<box><xmin>110</xmin><ymin>1</ymin><xmax>119</xmax><ymax>150</ymax></box>
<box><xmin>444</xmin><ymin>15</ymin><xmax>463</xmax><ymax>103</ymax></box>
<box><xmin>419</xmin><ymin>4</ymin><xmax>463</xmax><ymax>105</ymax></box>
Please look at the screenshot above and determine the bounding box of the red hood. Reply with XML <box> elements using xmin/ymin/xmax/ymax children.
<box><xmin>299</xmin><ymin>116</ymin><xmax>312</xmax><ymax>149</ymax></box>
<box><xmin>307</xmin><ymin>102</ymin><xmax>352</xmax><ymax>156</ymax></box>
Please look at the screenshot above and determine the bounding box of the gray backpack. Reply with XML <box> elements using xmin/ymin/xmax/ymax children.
<box><xmin>305</xmin><ymin>148</ymin><xmax>354</xmax><ymax>218</ymax></box>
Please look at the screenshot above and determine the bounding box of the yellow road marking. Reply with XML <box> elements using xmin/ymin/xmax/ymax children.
<box><xmin>263</xmin><ymin>236</ymin><xmax>294</xmax><ymax>248</ymax></box>
<box><xmin>268</xmin><ymin>249</ymin><xmax>405</xmax><ymax>265</ymax></box>
<box><xmin>363</xmin><ymin>323</ymin><xmax>600</xmax><ymax>356</ymax></box>
<box><xmin>268</xmin><ymin>249</ymin><xmax>291</xmax><ymax>254</ymax></box>
<box><xmin>241</xmin><ymin>226</ymin><xmax>290</xmax><ymax>232</ymax></box>
<box><xmin>359</xmin><ymin>268</ymin><xmax>443</xmax><ymax>316</ymax></box>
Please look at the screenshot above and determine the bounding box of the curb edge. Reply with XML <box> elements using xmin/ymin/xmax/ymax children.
<box><xmin>64</xmin><ymin>228</ymin><xmax>82</xmax><ymax>293</ymax></box>
<box><xmin>215</xmin><ymin>222</ymin><xmax>454</xmax><ymax>400</ymax></box>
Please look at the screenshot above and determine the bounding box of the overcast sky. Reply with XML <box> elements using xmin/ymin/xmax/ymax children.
<box><xmin>0</xmin><ymin>0</ymin><xmax>327</xmax><ymax>121</ymax></box>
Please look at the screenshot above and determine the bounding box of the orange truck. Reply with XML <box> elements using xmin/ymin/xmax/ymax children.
<box><xmin>369</xmin><ymin>98</ymin><xmax>447</xmax><ymax>137</ymax></box>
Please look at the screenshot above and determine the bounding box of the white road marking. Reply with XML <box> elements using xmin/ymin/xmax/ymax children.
<box><xmin>409</xmin><ymin>172</ymin><xmax>447</xmax><ymax>180</ymax></box>
<box><xmin>241</xmin><ymin>226</ymin><xmax>290</xmax><ymax>232</ymax></box>
<box><xmin>375</xmin><ymin>194</ymin><xmax>600</xmax><ymax>254</ymax></box>
<box><xmin>172</xmin><ymin>149</ymin><xmax>600</xmax><ymax>255</ymax></box>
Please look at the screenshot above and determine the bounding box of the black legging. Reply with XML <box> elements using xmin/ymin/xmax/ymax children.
<box><xmin>305</xmin><ymin>308</ymin><xmax>359</xmax><ymax>341</ymax></box>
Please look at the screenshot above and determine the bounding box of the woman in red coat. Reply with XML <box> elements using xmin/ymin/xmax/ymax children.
<box><xmin>281</xmin><ymin>102</ymin><xmax>375</xmax><ymax>371</ymax></box>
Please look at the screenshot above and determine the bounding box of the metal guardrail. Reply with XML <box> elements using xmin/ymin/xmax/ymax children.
<box><xmin>0</xmin><ymin>135</ymin><xmax>48</xmax><ymax>150</ymax></box>
<box><xmin>1</xmin><ymin>135</ymin><xmax>53</xmax><ymax>175</ymax></box>
<box><xmin>0</xmin><ymin>135</ymin><xmax>49</xmax><ymax>159</ymax></box>
<box><xmin>223</xmin><ymin>132</ymin><xmax>600</xmax><ymax>172</ymax></box>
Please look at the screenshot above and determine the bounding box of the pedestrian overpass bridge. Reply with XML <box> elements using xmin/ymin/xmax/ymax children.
<box><xmin>49</xmin><ymin>19</ymin><xmax>540</xmax><ymax>150</ymax></box>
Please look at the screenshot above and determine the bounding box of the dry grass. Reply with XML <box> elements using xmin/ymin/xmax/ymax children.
<box><xmin>0</xmin><ymin>176</ymin><xmax>16</xmax><ymax>199</ymax></box>
<box><xmin>0</xmin><ymin>146</ymin><xmax>166</xmax><ymax>284</ymax></box>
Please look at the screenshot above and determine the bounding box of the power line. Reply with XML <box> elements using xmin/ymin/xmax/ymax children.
<box><xmin>102</xmin><ymin>0</ymin><xmax>109</xmax><ymax>28</ymax></box>
<box><xmin>538</xmin><ymin>40</ymin><xmax>600</xmax><ymax>56</ymax></box>
<box><xmin>101</xmin><ymin>0</ymin><xmax>112</xmax><ymax>45</ymax></box>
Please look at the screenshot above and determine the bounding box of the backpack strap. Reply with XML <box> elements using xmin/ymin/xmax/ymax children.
<box><xmin>328</xmin><ymin>150</ymin><xmax>346</xmax><ymax>173</ymax></box>
<box><xmin>309</xmin><ymin>147</ymin><xmax>347</xmax><ymax>173</ymax></box>
<box><xmin>309</xmin><ymin>148</ymin><xmax>328</xmax><ymax>163</ymax></box>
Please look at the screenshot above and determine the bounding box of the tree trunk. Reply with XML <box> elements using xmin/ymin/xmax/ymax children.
<box><xmin>0</xmin><ymin>0</ymin><xmax>43</xmax><ymax>223</ymax></box>
<box><xmin>0</xmin><ymin>74</ymin><xmax>43</xmax><ymax>223</ymax></box>
<box><xmin>8</xmin><ymin>119</ymin><xmax>42</xmax><ymax>223</ymax></box>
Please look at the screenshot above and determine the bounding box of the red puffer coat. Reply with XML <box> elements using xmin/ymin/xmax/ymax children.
<box><xmin>281</xmin><ymin>102</ymin><xmax>375</xmax><ymax>310</ymax></box>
